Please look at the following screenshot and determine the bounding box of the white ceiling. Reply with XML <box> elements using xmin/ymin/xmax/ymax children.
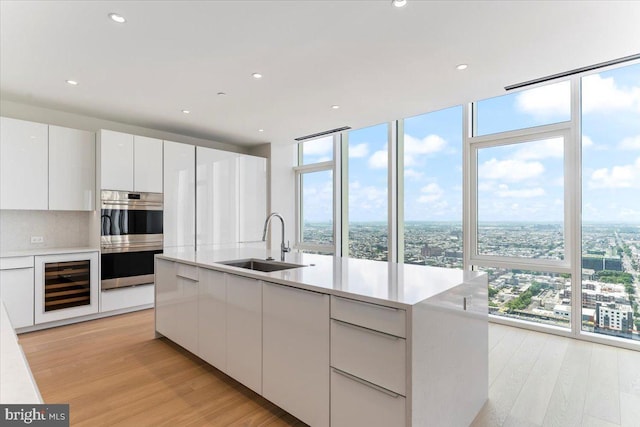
<box><xmin>1</xmin><ymin>1</ymin><xmax>639</xmax><ymax>147</ymax></box>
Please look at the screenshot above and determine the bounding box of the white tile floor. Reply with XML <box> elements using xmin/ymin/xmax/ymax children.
<box><xmin>471</xmin><ymin>324</ymin><xmax>640</xmax><ymax>427</ymax></box>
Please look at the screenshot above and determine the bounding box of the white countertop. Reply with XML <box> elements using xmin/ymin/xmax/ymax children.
<box><xmin>0</xmin><ymin>301</ymin><xmax>42</xmax><ymax>404</ymax></box>
<box><xmin>0</xmin><ymin>246</ymin><xmax>99</xmax><ymax>258</ymax></box>
<box><xmin>159</xmin><ymin>246</ymin><xmax>485</xmax><ymax>308</ymax></box>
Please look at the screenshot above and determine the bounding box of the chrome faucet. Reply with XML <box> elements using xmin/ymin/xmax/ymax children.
<box><xmin>262</xmin><ymin>213</ymin><xmax>290</xmax><ymax>261</ymax></box>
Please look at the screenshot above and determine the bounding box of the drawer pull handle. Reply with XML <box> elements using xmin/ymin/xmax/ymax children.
<box><xmin>332</xmin><ymin>368</ymin><xmax>400</xmax><ymax>398</ymax></box>
<box><xmin>339</xmin><ymin>297</ymin><xmax>400</xmax><ymax>312</ymax></box>
<box><xmin>176</xmin><ymin>274</ymin><xmax>198</xmax><ymax>282</ymax></box>
<box><xmin>334</xmin><ymin>319</ymin><xmax>400</xmax><ymax>341</ymax></box>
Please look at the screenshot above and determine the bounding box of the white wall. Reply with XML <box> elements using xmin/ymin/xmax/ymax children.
<box><xmin>266</xmin><ymin>142</ymin><xmax>296</xmax><ymax>251</ymax></box>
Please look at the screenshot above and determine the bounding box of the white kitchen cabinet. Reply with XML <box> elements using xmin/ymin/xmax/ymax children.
<box><xmin>0</xmin><ymin>256</ymin><xmax>34</xmax><ymax>329</ymax></box>
<box><xmin>0</xmin><ymin>117</ymin><xmax>48</xmax><ymax>210</ymax></box>
<box><xmin>226</xmin><ymin>274</ymin><xmax>262</xmax><ymax>394</ymax></box>
<box><xmin>154</xmin><ymin>258</ymin><xmax>198</xmax><ymax>354</ymax></box>
<box><xmin>262</xmin><ymin>282</ymin><xmax>330</xmax><ymax>427</ymax></box>
<box><xmin>100</xmin><ymin>284</ymin><xmax>154</xmax><ymax>313</ymax></box>
<box><xmin>100</xmin><ymin>130</ymin><xmax>134</xmax><ymax>191</ymax></box>
<box><xmin>133</xmin><ymin>136</ymin><xmax>163</xmax><ymax>193</ymax></box>
<box><xmin>197</xmin><ymin>268</ymin><xmax>226</xmax><ymax>369</ymax></box>
<box><xmin>49</xmin><ymin>125</ymin><xmax>95</xmax><ymax>211</ymax></box>
<box><xmin>196</xmin><ymin>147</ymin><xmax>239</xmax><ymax>246</ymax></box>
<box><xmin>163</xmin><ymin>140</ymin><xmax>195</xmax><ymax>249</ymax></box>
<box><xmin>238</xmin><ymin>155</ymin><xmax>267</xmax><ymax>242</ymax></box>
<box><xmin>331</xmin><ymin>367</ymin><xmax>406</xmax><ymax>427</ymax></box>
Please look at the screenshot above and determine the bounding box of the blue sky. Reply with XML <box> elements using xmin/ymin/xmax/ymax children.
<box><xmin>302</xmin><ymin>62</ymin><xmax>640</xmax><ymax>224</ymax></box>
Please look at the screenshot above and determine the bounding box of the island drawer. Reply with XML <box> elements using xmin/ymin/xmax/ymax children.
<box><xmin>331</xmin><ymin>367</ymin><xmax>406</xmax><ymax>427</ymax></box>
<box><xmin>331</xmin><ymin>319</ymin><xmax>406</xmax><ymax>395</ymax></box>
<box><xmin>331</xmin><ymin>295</ymin><xmax>406</xmax><ymax>338</ymax></box>
<box><xmin>175</xmin><ymin>263</ymin><xmax>198</xmax><ymax>282</ymax></box>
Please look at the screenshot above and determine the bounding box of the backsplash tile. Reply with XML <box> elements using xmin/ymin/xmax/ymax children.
<box><xmin>0</xmin><ymin>210</ymin><xmax>93</xmax><ymax>251</ymax></box>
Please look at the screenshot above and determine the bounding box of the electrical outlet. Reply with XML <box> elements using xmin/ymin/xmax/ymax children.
<box><xmin>30</xmin><ymin>236</ymin><xmax>44</xmax><ymax>244</ymax></box>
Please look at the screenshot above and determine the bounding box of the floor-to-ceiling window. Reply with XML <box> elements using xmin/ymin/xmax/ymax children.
<box><xmin>581</xmin><ymin>62</ymin><xmax>640</xmax><ymax>341</ymax></box>
<box><xmin>347</xmin><ymin>123</ymin><xmax>389</xmax><ymax>261</ymax></box>
<box><xmin>468</xmin><ymin>81</ymin><xmax>573</xmax><ymax>329</ymax></box>
<box><xmin>402</xmin><ymin>106</ymin><xmax>463</xmax><ymax>268</ymax></box>
<box><xmin>295</xmin><ymin>135</ymin><xmax>335</xmax><ymax>253</ymax></box>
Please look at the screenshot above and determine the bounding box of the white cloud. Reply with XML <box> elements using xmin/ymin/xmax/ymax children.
<box><xmin>479</xmin><ymin>158</ymin><xmax>545</xmax><ymax>182</ymax></box>
<box><xmin>512</xmin><ymin>137</ymin><xmax>564</xmax><ymax>160</ymax></box>
<box><xmin>349</xmin><ymin>143</ymin><xmax>369</xmax><ymax>158</ymax></box>
<box><xmin>618</xmin><ymin>135</ymin><xmax>640</xmax><ymax>150</ymax></box>
<box><xmin>404</xmin><ymin>134</ymin><xmax>447</xmax><ymax>166</ymax></box>
<box><xmin>588</xmin><ymin>157</ymin><xmax>640</xmax><ymax>189</ymax></box>
<box><xmin>348</xmin><ymin>181</ymin><xmax>387</xmax><ymax>220</ymax></box>
<box><xmin>582</xmin><ymin>73</ymin><xmax>640</xmax><ymax>114</ymax></box>
<box><xmin>404</xmin><ymin>169</ymin><xmax>424</xmax><ymax>180</ymax></box>
<box><xmin>302</xmin><ymin>138</ymin><xmax>333</xmax><ymax>156</ymax></box>
<box><xmin>496</xmin><ymin>187</ymin><xmax>546</xmax><ymax>198</ymax></box>
<box><xmin>417</xmin><ymin>183</ymin><xmax>444</xmax><ymax>203</ymax></box>
<box><xmin>582</xmin><ymin>135</ymin><xmax>594</xmax><ymax>149</ymax></box>
<box><xmin>368</xmin><ymin>150</ymin><xmax>387</xmax><ymax>169</ymax></box>
<box><xmin>515</xmin><ymin>82</ymin><xmax>570</xmax><ymax>118</ymax></box>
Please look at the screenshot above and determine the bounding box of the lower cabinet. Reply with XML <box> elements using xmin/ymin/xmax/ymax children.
<box><xmin>263</xmin><ymin>282</ymin><xmax>330</xmax><ymax>427</ymax></box>
<box><xmin>197</xmin><ymin>268</ymin><xmax>226</xmax><ymax>369</ymax></box>
<box><xmin>331</xmin><ymin>367</ymin><xmax>406</xmax><ymax>427</ymax></box>
<box><xmin>0</xmin><ymin>256</ymin><xmax>35</xmax><ymax>329</ymax></box>
<box><xmin>155</xmin><ymin>259</ymin><xmax>199</xmax><ymax>354</ymax></box>
<box><xmin>226</xmin><ymin>274</ymin><xmax>262</xmax><ymax>394</ymax></box>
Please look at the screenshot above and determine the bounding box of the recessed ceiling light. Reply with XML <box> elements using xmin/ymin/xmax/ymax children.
<box><xmin>65</xmin><ymin>80</ymin><xmax>78</xmax><ymax>86</ymax></box>
<box><xmin>456</xmin><ymin>64</ymin><xmax>468</xmax><ymax>70</ymax></box>
<box><xmin>258</xmin><ymin>129</ymin><xmax>264</xmax><ymax>132</ymax></box>
<box><xmin>181</xmin><ymin>110</ymin><xmax>190</xmax><ymax>114</ymax></box>
<box><xmin>331</xmin><ymin>105</ymin><xmax>340</xmax><ymax>109</ymax></box>
<box><xmin>392</xmin><ymin>0</ymin><xmax>407</xmax><ymax>8</ymax></box>
<box><xmin>217</xmin><ymin>92</ymin><xmax>227</xmax><ymax>96</ymax></box>
<box><xmin>252</xmin><ymin>73</ymin><xmax>263</xmax><ymax>79</ymax></box>
<box><xmin>108</xmin><ymin>13</ymin><xmax>126</xmax><ymax>23</ymax></box>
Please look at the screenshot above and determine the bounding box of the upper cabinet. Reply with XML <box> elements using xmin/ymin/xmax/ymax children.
<box><xmin>134</xmin><ymin>136</ymin><xmax>163</xmax><ymax>193</ymax></box>
<box><xmin>99</xmin><ymin>130</ymin><xmax>162</xmax><ymax>193</ymax></box>
<box><xmin>0</xmin><ymin>117</ymin><xmax>48</xmax><ymax>210</ymax></box>
<box><xmin>49</xmin><ymin>125</ymin><xmax>95</xmax><ymax>211</ymax></box>
<box><xmin>196</xmin><ymin>147</ymin><xmax>267</xmax><ymax>246</ymax></box>
<box><xmin>164</xmin><ymin>140</ymin><xmax>195</xmax><ymax>249</ymax></box>
<box><xmin>0</xmin><ymin>117</ymin><xmax>96</xmax><ymax>211</ymax></box>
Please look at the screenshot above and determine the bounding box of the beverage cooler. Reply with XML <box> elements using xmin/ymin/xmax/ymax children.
<box><xmin>34</xmin><ymin>252</ymin><xmax>99</xmax><ymax>324</ymax></box>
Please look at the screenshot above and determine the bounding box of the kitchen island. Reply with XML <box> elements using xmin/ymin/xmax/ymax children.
<box><xmin>155</xmin><ymin>247</ymin><xmax>487</xmax><ymax>427</ymax></box>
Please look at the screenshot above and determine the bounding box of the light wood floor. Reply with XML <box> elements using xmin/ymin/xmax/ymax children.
<box><xmin>18</xmin><ymin>310</ymin><xmax>640</xmax><ymax>427</ymax></box>
<box><xmin>471</xmin><ymin>323</ymin><xmax>640</xmax><ymax>427</ymax></box>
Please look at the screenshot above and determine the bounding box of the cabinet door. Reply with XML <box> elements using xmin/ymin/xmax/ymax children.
<box><xmin>196</xmin><ymin>147</ymin><xmax>239</xmax><ymax>246</ymax></box>
<box><xmin>0</xmin><ymin>117</ymin><xmax>48</xmax><ymax>210</ymax></box>
<box><xmin>263</xmin><ymin>283</ymin><xmax>330</xmax><ymax>427</ymax></box>
<box><xmin>163</xmin><ymin>141</ymin><xmax>195</xmax><ymax>249</ymax></box>
<box><xmin>134</xmin><ymin>136</ymin><xmax>163</xmax><ymax>193</ymax></box>
<box><xmin>155</xmin><ymin>258</ymin><xmax>176</xmax><ymax>338</ymax></box>
<box><xmin>0</xmin><ymin>258</ymin><xmax>34</xmax><ymax>329</ymax></box>
<box><xmin>238</xmin><ymin>155</ymin><xmax>267</xmax><ymax>242</ymax></box>
<box><xmin>226</xmin><ymin>274</ymin><xmax>262</xmax><ymax>394</ymax></box>
<box><xmin>49</xmin><ymin>125</ymin><xmax>95</xmax><ymax>211</ymax></box>
<box><xmin>197</xmin><ymin>268</ymin><xmax>226</xmax><ymax>369</ymax></box>
<box><xmin>155</xmin><ymin>259</ymin><xmax>198</xmax><ymax>354</ymax></box>
<box><xmin>100</xmin><ymin>130</ymin><xmax>134</xmax><ymax>191</ymax></box>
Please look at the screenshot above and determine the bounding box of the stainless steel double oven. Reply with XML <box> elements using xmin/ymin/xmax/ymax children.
<box><xmin>100</xmin><ymin>190</ymin><xmax>163</xmax><ymax>291</ymax></box>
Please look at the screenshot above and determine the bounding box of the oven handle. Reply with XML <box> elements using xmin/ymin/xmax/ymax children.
<box><xmin>101</xmin><ymin>244</ymin><xmax>163</xmax><ymax>254</ymax></box>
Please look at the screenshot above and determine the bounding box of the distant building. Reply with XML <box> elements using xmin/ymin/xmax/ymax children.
<box><xmin>553</xmin><ymin>304</ymin><xmax>571</xmax><ymax>319</ymax></box>
<box><xmin>595</xmin><ymin>302</ymin><xmax>633</xmax><ymax>333</ymax></box>
<box><xmin>581</xmin><ymin>256</ymin><xmax>623</xmax><ymax>272</ymax></box>
<box><xmin>421</xmin><ymin>245</ymin><xmax>443</xmax><ymax>257</ymax></box>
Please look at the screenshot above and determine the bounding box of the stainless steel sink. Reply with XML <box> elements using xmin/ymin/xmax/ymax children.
<box><xmin>219</xmin><ymin>258</ymin><xmax>306</xmax><ymax>272</ymax></box>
